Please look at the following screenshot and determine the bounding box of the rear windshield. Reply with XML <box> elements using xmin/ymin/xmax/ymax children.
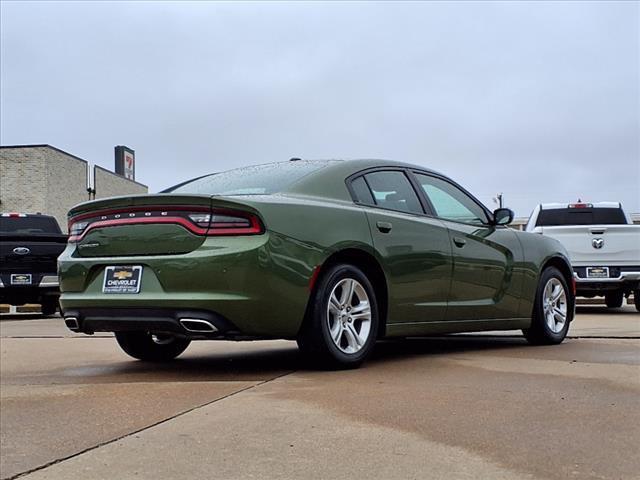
<box><xmin>536</xmin><ymin>208</ymin><xmax>627</xmax><ymax>226</ymax></box>
<box><xmin>0</xmin><ymin>216</ymin><xmax>62</xmax><ymax>234</ymax></box>
<box><xmin>164</xmin><ymin>161</ymin><xmax>330</xmax><ymax>196</ymax></box>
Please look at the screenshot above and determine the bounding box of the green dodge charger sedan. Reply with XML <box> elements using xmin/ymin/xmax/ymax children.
<box><xmin>59</xmin><ymin>159</ymin><xmax>575</xmax><ymax>368</ymax></box>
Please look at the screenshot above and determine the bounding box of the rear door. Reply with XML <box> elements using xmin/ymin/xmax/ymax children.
<box><xmin>412</xmin><ymin>172</ymin><xmax>523</xmax><ymax>320</ymax></box>
<box><xmin>349</xmin><ymin>169</ymin><xmax>452</xmax><ymax>324</ymax></box>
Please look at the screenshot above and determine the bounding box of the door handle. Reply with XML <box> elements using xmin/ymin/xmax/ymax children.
<box><xmin>376</xmin><ymin>221</ymin><xmax>392</xmax><ymax>233</ymax></box>
<box><xmin>453</xmin><ymin>236</ymin><xmax>467</xmax><ymax>248</ymax></box>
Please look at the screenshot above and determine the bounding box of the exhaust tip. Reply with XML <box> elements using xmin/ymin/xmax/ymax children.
<box><xmin>180</xmin><ymin>318</ymin><xmax>217</xmax><ymax>333</ymax></box>
<box><xmin>65</xmin><ymin>317</ymin><xmax>79</xmax><ymax>330</ymax></box>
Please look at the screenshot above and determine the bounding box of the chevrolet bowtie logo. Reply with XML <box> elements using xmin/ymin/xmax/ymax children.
<box><xmin>113</xmin><ymin>271</ymin><xmax>133</xmax><ymax>280</ymax></box>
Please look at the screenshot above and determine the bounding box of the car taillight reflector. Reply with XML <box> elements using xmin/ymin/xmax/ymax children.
<box><xmin>569</xmin><ymin>203</ymin><xmax>593</xmax><ymax>209</ymax></box>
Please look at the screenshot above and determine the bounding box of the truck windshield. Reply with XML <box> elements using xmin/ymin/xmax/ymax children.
<box><xmin>536</xmin><ymin>208</ymin><xmax>627</xmax><ymax>226</ymax></box>
<box><xmin>0</xmin><ymin>216</ymin><xmax>62</xmax><ymax>234</ymax></box>
<box><xmin>163</xmin><ymin>161</ymin><xmax>332</xmax><ymax>196</ymax></box>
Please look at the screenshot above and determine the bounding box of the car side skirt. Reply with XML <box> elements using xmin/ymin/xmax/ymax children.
<box><xmin>385</xmin><ymin>317</ymin><xmax>531</xmax><ymax>337</ymax></box>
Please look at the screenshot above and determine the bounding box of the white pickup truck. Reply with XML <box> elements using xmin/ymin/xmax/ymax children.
<box><xmin>526</xmin><ymin>202</ymin><xmax>640</xmax><ymax>311</ymax></box>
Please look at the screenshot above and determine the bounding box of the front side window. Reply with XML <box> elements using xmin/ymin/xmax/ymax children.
<box><xmin>360</xmin><ymin>171</ymin><xmax>423</xmax><ymax>214</ymax></box>
<box><xmin>415</xmin><ymin>173</ymin><xmax>488</xmax><ymax>225</ymax></box>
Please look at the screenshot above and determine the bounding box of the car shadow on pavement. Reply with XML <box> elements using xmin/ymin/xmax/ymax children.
<box><xmin>81</xmin><ymin>335</ymin><xmax>529</xmax><ymax>382</ymax></box>
<box><xmin>369</xmin><ymin>335</ymin><xmax>528</xmax><ymax>364</ymax></box>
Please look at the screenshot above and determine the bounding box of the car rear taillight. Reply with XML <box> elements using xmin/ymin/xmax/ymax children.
<box><xmin>187</xmin><ymin>212</ymin><xmax>262</xmax><ymax>234</ymax></box>
<box><xmin>207</xmin><ymin>213</ymin><xmax>262</xmax><ymax>235</ymax></box>
<box><xmin>69</xmin><ymin>220</ymin><xmax>89</xmax><ymax>236</ymax></box>
<box><xmin>68</xmin><ymin>206</ymin><xmax>263</xmax><ymax>242</ymax></box>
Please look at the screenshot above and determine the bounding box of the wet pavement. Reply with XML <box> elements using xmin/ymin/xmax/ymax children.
<box><xmin>1</xmin><ymin>306</ymin><xmax>638</xmax><ymax>479</ymax></box>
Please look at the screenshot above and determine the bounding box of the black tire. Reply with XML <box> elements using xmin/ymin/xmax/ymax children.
<box><xmin>605</xmin><ymin>291</ymin><xmax>624</xmax><ymax>308</ymax></box>
<box><xmin>634</xmin><ymin>290</ymin><xmax>640</xmax><ymax>313</ymax></box>
<box><xmin>523</xmin><ymin>267</ymin><xmax>573</xmax><ymax>345</ymax></box>
<box><xmin>297</xmin><ymin>264</ymin><xmax>379</xmax><ymax>369</ymax></box>
<box><xmin>41</xmin><ymin>300</ymin><xmax>58</xmax><ymax>316</ymax></box>
<box><xmin>115</xmin><ymin>331</ymin><xmax>190</xmax><ymax>361</ymax></box>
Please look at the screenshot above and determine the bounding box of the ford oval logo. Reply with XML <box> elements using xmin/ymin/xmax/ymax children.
<box><xmin>13</xmin><ymin>247</ymin><xmax>31</xmax><ymax>255</ymax></box>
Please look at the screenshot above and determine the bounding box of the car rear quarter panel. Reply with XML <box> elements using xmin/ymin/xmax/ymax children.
<box><xmin>225</xmin><ymin>195</ymin><xmax>377</xmax><ymax>336</ymax></box>
<box><xmin>514</xmin><ymin>231</ymin><xmax>573</xmax><ymax>317</ymax></box>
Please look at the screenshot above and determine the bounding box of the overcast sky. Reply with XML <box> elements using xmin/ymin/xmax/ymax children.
<box><xmin>1</xmin><ymin>1</ymin><xmax>638</xmax><ymax>216</ymax></box>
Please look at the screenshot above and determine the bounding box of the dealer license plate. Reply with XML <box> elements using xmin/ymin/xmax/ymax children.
<box><xmin>103</xmin><ymin>266</ymin><xmax>143</xmax><ymax>294</ymax></box>
<box><xmin>10</xmin><ymin>274</ymin><xmax>32</xmax><ymax>285</ymax></box>
<box><xmin>586</xmin><ymin>266</ymin><xmax>609</xmax><ymax>278</ymax></box>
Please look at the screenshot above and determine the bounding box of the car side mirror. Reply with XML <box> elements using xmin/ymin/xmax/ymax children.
<box><xmin>492</xmin><ymin>208</ymin><xmax>514</xmax><ymax>226</ymax></box>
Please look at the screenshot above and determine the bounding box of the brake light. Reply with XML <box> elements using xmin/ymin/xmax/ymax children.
<box><xmin>569</xmin><ymin>203</ymin><xmax>592</xmax><ymax>209</ymax></box>
<box><xmin>1</xmin><ymin>213</ymin><xmax>27</xmax><ymax>218</ymax></box>
<box><xmin>68</xmin><ymin>206</ymin><xmax>263</xmax><ymax>242</ymax></box>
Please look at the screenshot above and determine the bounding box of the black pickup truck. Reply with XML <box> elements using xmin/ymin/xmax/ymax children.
<box><xmin>0</xmin><ymin>213</ymin><xmax>68</xmax><ymax>315</ymax></box>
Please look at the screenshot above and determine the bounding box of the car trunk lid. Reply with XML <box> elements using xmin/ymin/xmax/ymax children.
<box><xmin>68</xmin><ymin>194</ymin><xmax>262</xmax><ymax>257</ymax></box>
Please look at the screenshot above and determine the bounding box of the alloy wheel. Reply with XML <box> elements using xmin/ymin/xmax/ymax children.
<box><xmin>326</xmin><ymin>278</ymin><xmax>372</xmax><ymax>354</ymax></box>
<box><xmin>542</xmin><ymin>277</ymin><xmax>567</xmax><ymax>333</ymax></box>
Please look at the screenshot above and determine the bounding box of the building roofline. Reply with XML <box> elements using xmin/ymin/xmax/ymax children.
<box><xmin>0</xmin><ymin>144</ymin><xmax>89</xmax><ymax>165</ymax></box>
<box><xmin>94</xmin><ymin>164</ymin><xmax>148</xmax><ymax>189</ymax></box>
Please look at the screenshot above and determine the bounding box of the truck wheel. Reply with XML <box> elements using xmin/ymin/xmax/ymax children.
<box><xmin>523</xmin><ymin>267</ymin><xmax>572</xmax><ymax>345</ymax></box>
<box><xmin>635</xmin><ymin>291</ymin><xmax>640</xmax><ymax>313</ymax></box>
<box><xmin>605</xmin><ymin>291</ymin><xmax>624</xmax><ymax>308</ymax></box>
<box><xmin>115</xmin><ymin>332</ymin><xmax>190</xmax><ymax>361</ymax></box>
<box><xmin>297</xmin><ymin>264</ymin><xmax>378</xmax><ymax>369</ymax></box>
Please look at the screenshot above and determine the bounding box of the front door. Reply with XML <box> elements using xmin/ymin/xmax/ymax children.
<box><xmin>412</xmin><ymin>172</ymin><xmax>523</xmax><ymax>320</ymax></box>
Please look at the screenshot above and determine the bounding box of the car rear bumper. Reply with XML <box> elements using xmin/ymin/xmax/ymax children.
<box><xmin>60</xmin><ymin>307</ymin><xmax>261</xmax><ymax>339</ymax></box>
<box><xmin>58</xmin><ymin>233</ymin><xmax>316</xmax><ymax>338</ymax></box>
<box><xmin>573</xmin><ymin>269</ymin><xmax>640</xmax><ymax>293</ymax></box>
<box><xmin>574</xmin><ymin>265</ymin><xmax>640</xmax><ymax>281</ymax></box>
<box><xmin>0</xmin><ymin>274</ymin><xmax>60</xmax><ymax>305</ymax></box>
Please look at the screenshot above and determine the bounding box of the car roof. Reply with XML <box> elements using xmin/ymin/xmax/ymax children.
<box><xmin>283</xmin><ymin>159</ymin><xmax>449</xmax><ymax>201</ymax></box>
<box><xmin>294</xmin><ymin>158</ymin><xmax>443</xmax><ymax>176</ymax></box>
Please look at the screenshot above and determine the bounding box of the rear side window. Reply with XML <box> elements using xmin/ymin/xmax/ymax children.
<box><xmin>350</xmin><ymin>176</ymin><xmax>375</xmax><ymax>205</ymax></box>
<box><xmin>536</xmin><ymin>208</ymin><xmax>627</xmax><ymax>226</ymax></box>
<box><xmin>360</xmin><ymin>171</ymin><xmax>423</xmax><ymax>214</ymax></box>
<box><xmin>0</xmin><ymin>216</ymin><xmax>62</xmax><ymax>234</ymax></box>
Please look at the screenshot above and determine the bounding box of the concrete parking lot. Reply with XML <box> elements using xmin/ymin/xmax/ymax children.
<box><xmin>1</xmin><ymin>306</ymin><xmax>638</xmax><ymax>480</ymax></box>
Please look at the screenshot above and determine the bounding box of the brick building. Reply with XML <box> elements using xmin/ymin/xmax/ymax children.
<box><xmin>0</xmin><ymin>145</ymin><xmax>148</xmax><ymax>231</ymax></box>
